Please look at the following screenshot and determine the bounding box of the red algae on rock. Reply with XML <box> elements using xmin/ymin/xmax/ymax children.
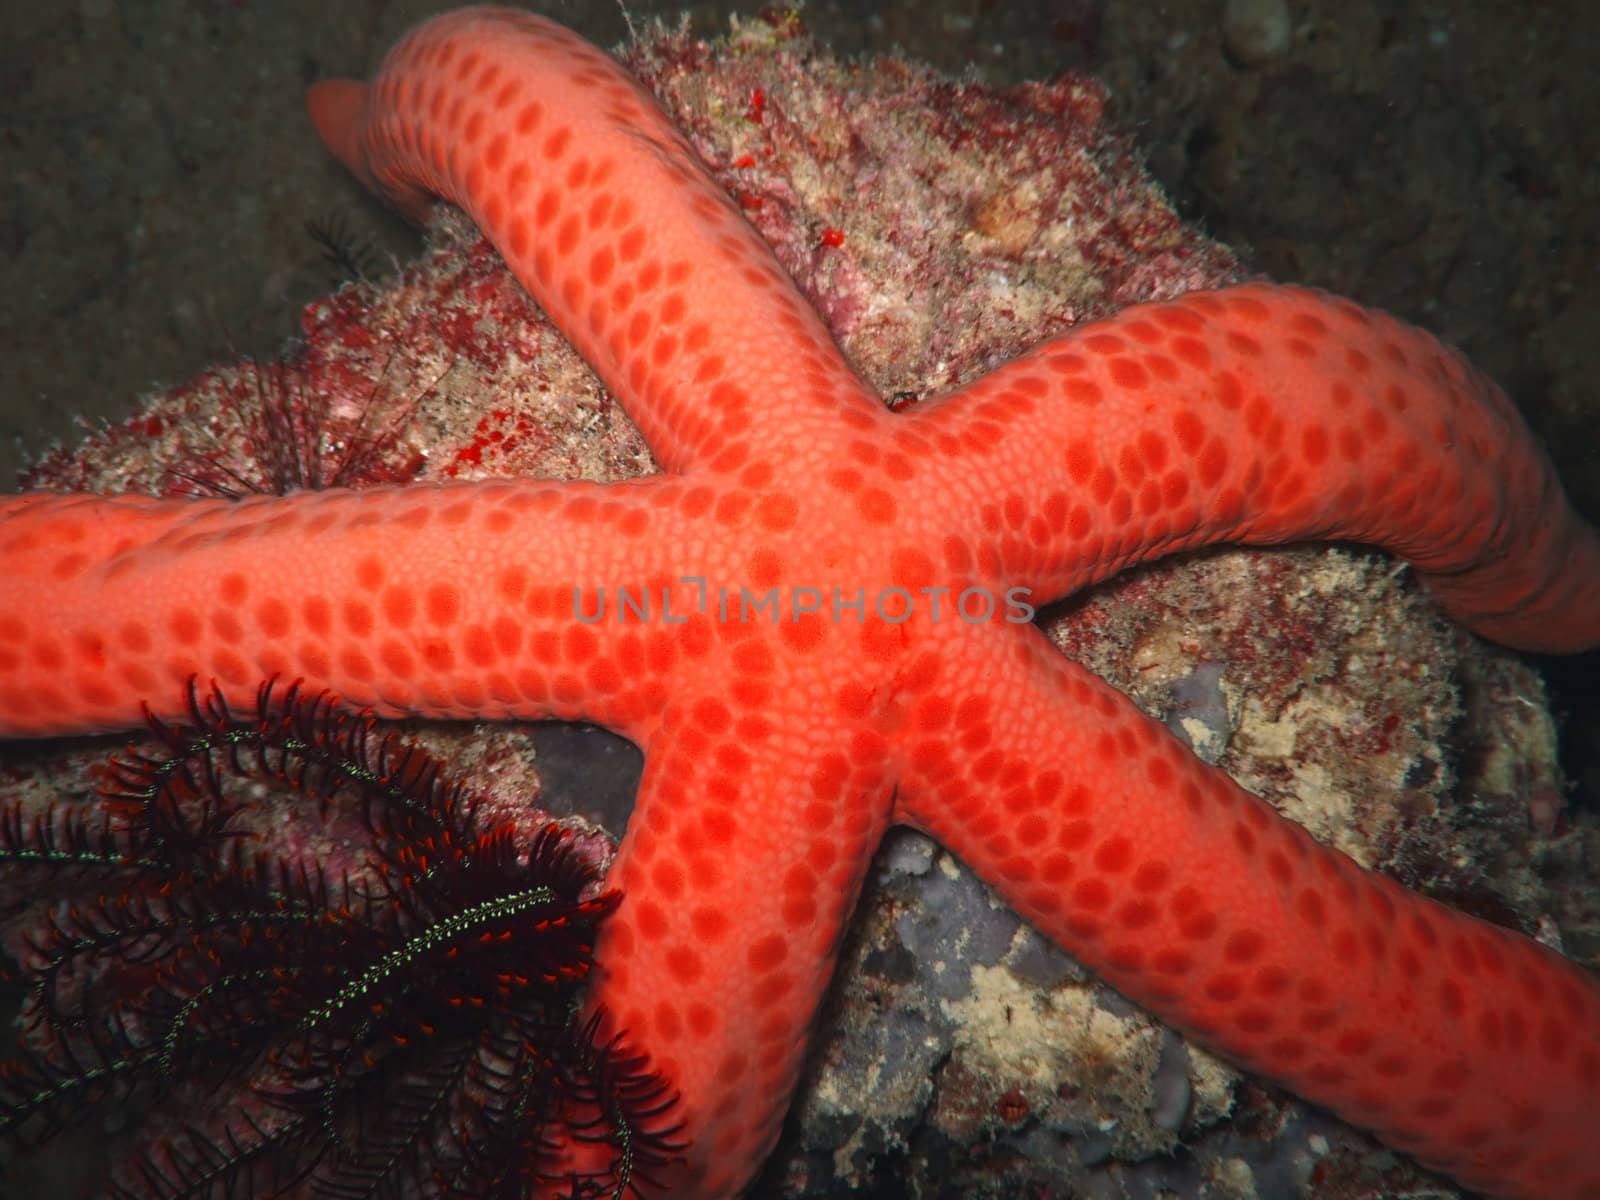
<box><xmin>5</xmin><ymin>17</ymin><xmax>1594</xmax><ymax>1200</ymax></box>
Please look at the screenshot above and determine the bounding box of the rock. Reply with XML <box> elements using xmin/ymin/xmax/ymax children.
<box><xmin>1221</xmin><ymin>0</ymin><xmax>1292</xmax><ymax>67</ymax></box>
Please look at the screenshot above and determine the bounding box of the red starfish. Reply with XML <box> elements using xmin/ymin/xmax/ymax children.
<box><xmin>2</xmin><ymin>7</ymin><xmax>1598</xmax><ymax>1198</ymax></box>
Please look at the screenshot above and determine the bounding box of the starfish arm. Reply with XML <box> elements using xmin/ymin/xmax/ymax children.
<box><xmin>905</xmin><ymin>282</ymin><xmax>1600</xmax><ymax>652</ymax></box>
<box><xmin>891</xmin><ymin>622</ymin><xmax>1600</xmax><ymax>1200</ymax></box>
<box><xmin>305</xmin><ymin>7</ymin><xmax>880</xmax><ymax>473</ymax></box>
<box><xmin>0</xmin><ymin>477</ymin><xmax>716</xmax><ymax>738</ymax></box>
<box><xmin>582</xmin><ymin>699</ymin><xmax>896</xmax><ymax>1197</ymax></box>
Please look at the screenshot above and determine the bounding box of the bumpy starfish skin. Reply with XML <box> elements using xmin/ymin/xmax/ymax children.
<box><xmin>2</xmin><ymin>7</ymin><xmax>1599</xmax><ymax>1197</ymax></box>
